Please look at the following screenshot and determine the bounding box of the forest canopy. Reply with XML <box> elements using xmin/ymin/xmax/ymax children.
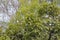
<box><xmin>0</xmin><ymin>0</ymin><xmax>60</xmax><ymax>40</ymax></box>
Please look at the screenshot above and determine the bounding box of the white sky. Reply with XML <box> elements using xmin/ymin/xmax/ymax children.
<box><xmin>0</xmin><ymin>0</ymin><xmax>19</xmax><ymax>22</ymax></box>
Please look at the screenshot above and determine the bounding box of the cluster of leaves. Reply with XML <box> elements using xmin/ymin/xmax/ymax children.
<box><xmin>0</xmin><ymin>0</ymin><xmax>60</xmax><ymax>40</ymax></box>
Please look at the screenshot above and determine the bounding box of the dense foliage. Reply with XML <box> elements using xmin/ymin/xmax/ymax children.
<box><xmin>0</xmin><ymin>0</ymin><xmax>60</xmax><ymax>40</ymax></box>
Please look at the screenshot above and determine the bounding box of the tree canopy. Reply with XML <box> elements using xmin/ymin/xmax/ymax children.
<box><xmin>0</xmin><ymin>0</ymin><xmax>60</xmax><ymax>40</ymax></box>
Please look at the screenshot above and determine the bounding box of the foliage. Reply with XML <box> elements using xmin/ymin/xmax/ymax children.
<box><xmin>0</xmin><ymin>0</ymin><xmax>60</xmax><ymax>40</ymax></box>
<box><xmin>0</xmin><ymin>34</ymin><xmax>10</xmax><ymax>40</ymax></box>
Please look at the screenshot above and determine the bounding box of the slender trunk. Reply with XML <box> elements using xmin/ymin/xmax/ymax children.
<box><xmin>48</xmin><ymin>31</ymin><xmax>52</xmax><ymax>40</ymax></box>
<box><xmin>48</xmin><ymin>29</ymin><xmax>54</xmax><ymax>40</ymax></box>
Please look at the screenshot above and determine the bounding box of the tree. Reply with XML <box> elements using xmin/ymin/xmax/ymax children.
<box><xmin>5</xmin><ymin>0</ymin><xmax>60</xmax><ymax>40</ymax></box>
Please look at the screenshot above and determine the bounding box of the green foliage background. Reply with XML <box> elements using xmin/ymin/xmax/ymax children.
<box><xmin>0</xmin><ymin>0</ymin><xmax>60</xmax><ymax>40</ymax></box>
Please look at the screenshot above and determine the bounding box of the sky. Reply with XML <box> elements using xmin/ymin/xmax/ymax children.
<box><xmin>0</xmin><ymin>0</ymin><xmax>19</xmax><ymax>22</ymax></box>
